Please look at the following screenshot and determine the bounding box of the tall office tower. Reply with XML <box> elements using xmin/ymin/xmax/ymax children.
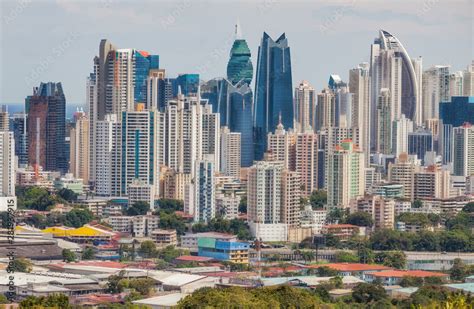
<box><xmin>26</xmin><ymin>82</ymin><xmax>67</xmax><ymax>173</ymax></box>
<box><xmin>201</xmin><ymin>104</ymin><xmax>220</xmax><ymax>170</ymax></box>
<box><xmin>408</xmin><ymin>128</ymin><xmax>433</xmax><ymax>164</ymax></box>
<box><xmin>120</xmin><ymin>109</ymin><xmax>159</xmax><ymax>197</ymax></box>
<box><xmin>349</xmin><ymin>63</ymin><xmax>370</xmax><ymax>162</ymax></box>
<box><xmin>0</xmin><ymin>106</ymin><xmax>8</xmax><ymax>131</ymax></box>
<box><xmin>227</xmin><ymin>24</ymin><xmax>253</xmax><ymax>86</ymax></box>
<box><xmin>294</xmin><ymin>81</ymin><xmax>316</xmax><ymax>132</ymax></box>
<box><xmin>422</xmin><ymin>65</ymin><xmax>450</xmax><ymax>122</ymax></box>
<box><xmin>439</xmin><ymin>123</ymin><xmax>454</xmax><ymax>164</ymax></box>
<box><xmin>392</xmin><ymin>114</ymin><xmax>414</xmax><ymax>157</ymax></box>
<box><xmin>463</xmin><ymin>61</ymin><xmax>474</xmax><ymax>96</ymax></box>
<box><xmin>10</xmin><ymin>112</ymin><xmax>28</xmax><ymax>166</ymax></box>
<box><xmin>267</xmin><ymin>121</ymin><xmax>296</xmax><ymax>170</ymax></box>
<box><xmin>247</xmin><ymin>160</ymin><xmax>284</xmax><ymax>224</ymax></box>
<box><xmin>370</xmin><ymin>30</ymin><xmax>422</xmax><ymax>128</ymax></box>
<box><xmin>95</xmin><ymin>114</ymin><xmax>121</xmax><ymax>196</ymax></box>
<box><xmin>452</xmin><ymin>124</ymin><xmax>474</xmax><ymax>177</ymax></box>
<box><xmin>326</xmin><ymin>140</ymin><xmax>365</xmax><ymax>210</ymax></box>
<box><xmin>193</xmin><ymin>158</ymin><xmax>216</xmax><ymax>223</ymax></box>
<box><xmin>281</xmin><ymin>170</ymin><xmax>301</xmax><ymax>227</ymax></box>
<box><xmin>146</xmin><ymin>69</ymin><xmax>167</xmax><ymax>111</ymax></box>
<box><xmin>449</xmin><ymin>71</ymin><xmax>464</xmax><ymax>97</ymax></box>
<box><xmin>0</xmin><ymin>131</ymin><xmax>15</xmax><ymax>196</ymax></box>
<box><xmin>295</xmin><ymin>132</ymin><xmax>318</xmax><ymax>196</ymax></box>
<box><xmin>329</xmin><ymin>75</ymin><xmax>352</xmax><ymax>128</ymax></box>
<box><xmin>376</xmin><ymin>88</ymin><xmax>392</xmax><ymax>155</ymax></box>
<box><xmin>69</xmin><ymin>110</ymin><xmax>90</xmax><ymax>184</ymax></box>
<box><xmin>440</xmin><ymin>96</ymin><xmax>474</xmax><ymax>127</ymax></box>
<box><xmin>315</xmin><ymin>88</ymin><xmax>336</xmax><ymax>131</ymax></box>
<box><xmin>228</xmin><ymin>83</ymin><xmax>254</xmax><ymax>167</ymax></box>
<box><xmin>173</xmin><ymin>74</ymin><xmax>200</xmax><ymax>97</ymax></box>
<box><xmin>87</xmin><ymin>58</ymin><xmax>99</xmax><ymax>186</ymax></box>
<box><xmin>201</xmin><ymin>78</ymin><xmax>230</xmax><ymax>124</ymax></box>
<box><xmin>254</xmin><ymin>32</ymin><xmax>293</xmax><ymax>160</ymax></box>
<box><xmin>388</xmin><ymin>153</ymin><xmax>422</xmax><ymax>201</ymax></box>
<box><xmin>220</xmin><ymin>127</ymin><xmax>241</xmax><ymax>178</ymax></box>
<box><xmin>134</xmin><ymin>51</ymin><xmax>159</xmax><ymax>104</ymax></box>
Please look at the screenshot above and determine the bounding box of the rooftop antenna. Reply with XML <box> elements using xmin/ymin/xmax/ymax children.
<box><xmin>235</xmin><ymin>20</ymin><xmax>242</xmax><ymax>39</ymax></box>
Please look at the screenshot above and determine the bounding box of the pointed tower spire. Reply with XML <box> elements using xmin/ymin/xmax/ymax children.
<box><xmin>235</xmin><ymin>20</ymin><xmax>242</xmax><ymax>39</ymax></box>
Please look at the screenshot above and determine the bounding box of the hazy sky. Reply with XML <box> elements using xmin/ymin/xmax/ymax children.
<box><xmin>1</xmin><ymin>0</ymin><xmax>472</xmax><ymax>105</ymax></box>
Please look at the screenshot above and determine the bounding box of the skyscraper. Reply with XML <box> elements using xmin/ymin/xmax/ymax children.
<box><xmin>227</xmin><ymin>24</ymin><xmax>253</xmax><ymax>86</ymax></box>
<box><xmin>462</xmin><ymin>61</ymin><xmax>474</xmax><ymax>96</ymax></box>
<box><xmin>69</xmin><ymin>110</ymin><xmax>90</xmax><ymax>184</ymax></box>
<box><xmin>439</xmin><ymin>96</ymin><xmax>474</xmax><ymax>127</ymax></box>
<box><xmin>376</xmin><ymin>88</ymin><xmax>392</xmax><ymax>155</ymax></box>
<box><xmin>294</xmin><ymin>81</ymin><xmax>316</xmax><ymax>133</ymax></box>
<box><xmin>220</xmin><ymin>127</ymin><xmax>241</xmax><ymax>178</ymax></box>
<box><xmin>315</xmin><ymin>88</ymin><xmax>336</xmax><ymax>131</ymax></box>
<box><xmin>370</xmin><ymin>30</ymin><xmax>422</xmax><ymax>130</ymax></box>
<box><xmin>0</xmin><ymin>131</ymin><xmax>15</xmax><ymax>196</ymax></box>
<box><xmin>26</xmin><ymin>82</ymin><xmax>67</xmax><ymax>173</ymax></box>
<box><xmin>326</xmin><ymin>140</ymin><xmax>365</xmax><ymax>210</ymax></box>
<box><xmin>10</xmin><ymin>112</ymin><xmax>28</xmax><ymax>166</ymax></box>
<box><xmin>267</xmin><ymin>121</ymin><xmax>296</xmax><ymax>171</ymax></box>
<box><xmin>388</xmin><ymin>153</ymin><xmax>422</xmax><ymax>201</ymax></box>
<box><xmin>422</xmin><ymin>65</ymin><xmax>450</xmax><ymax>122</ymax></box>
<box><xmin>408</xmin><ymin>128</ymin><xmax>433</xmax><ymax>164</ymax></box>
<box><xmin>254</xmin><ymin>32</ymin><xmax>293</xmax><ymax>160</ymax></box>
<box><xmin>452</xmin><ymin>124</ymin><xmax>474</xmax><ymax>177</ymax></box>
<box><xmin>295</xmin><ymin>132</ymin><xmax>319</xmax><ymax>196</ymax></box>
<box><xmin>392</xmin><ymin>114</ymin><xmax>414</xmax><ymax>157</ymax></box>
<box><xmin>194</xmin><ymin>158</ymin><xmax>216</xmax><ymax>223</ymax></box>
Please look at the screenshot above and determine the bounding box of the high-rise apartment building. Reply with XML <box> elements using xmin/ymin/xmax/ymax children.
<box><xmin>69</xmin><ymin>110</ymin><xmax>90</xmax><ymax>184</ymax></box>
<box><xmin>315</xmin><ymin>88</ymin><xmax>336</xmax><ymax>131</ymax></box>
<box><xmin>462</xmin><ymin>61</ymin><xmax>474</xmax><ymax>96</ymax></box>
<box><xmin>388</xmin><ymin>153</ymin><xmax>422</xmax><ymax>201</ymax></box>
<box><xmin>220</xmin><ymin>127</ymin><xmax>241</xmax><ymax>178</ymax></box>
<box><xmin>294</xmin><ymin>81</ymin><xmax>316</xmax><ymax>133</ymax></box>
<box><xmin>267</xmin><ymin>121</ymin><xmax>296</xmax><ymax>171</ymax></box>
<box><xmin>422</xmin><ymin>65</ymin><xmax>450</xmax><ymax>122</ymax></box>
<box><xmin>408</xmin><ymin>128</ymin><xmax>433</xmax><ymax>164</ymax></box>
<box><xmin>392</xmin><ymin>114</ymin><xmax>414</xmax><ymax>157</ymax></box>
<box><xmin>326</xmin><ymin>140</ymin><xmax>365</xmax><ymax>210</ymax></box>
<box><xmin>376</xmin><ymin>88</ymin><xmax>392</xmax><ymax>155</ymax></box>
<box><xmin>295</xmin><ymin>132</ymin><xmax>318</xmax><ymax>196</ymax></box>
<box><xmin>281</xmin><ymin>170</ymin><xmax>301</xmax><ymax>227</ymax></box>
<box><xmin>452</xmin><ymin>124</ymin><xmax>474</xmax><ymax>177</ymax></box>
<box><xmin>349</xmin><ymin>63</ymin><xmax>370</xmax><ymax>161</ymax></box>
<box><xmin>440</xmin><ymin>96</ymin><xmax>474</xmax><ymax>128</ymax></box>
<box><xmin>254</xmin><ymin>32</ymin><xmax>293</xmax><ymax>160</ymax></box>
<box><xmin>10</xmin><ymin>112</ymin><xmax>28</xmax><ymax>166</ymax></box>
<box><xmin>0</xmin><ymin>131</ymin><xmax>15</xmax><ymax>196</ymax></box>
<box><xmin>194</xmin><ymin>158</ymin><xmax>216</xmax><ymax>223</ymax></box>
<box><xmin>26</xmin><ymin>82</ymin><xmax>67</xmax><ymax>173</ymax></box>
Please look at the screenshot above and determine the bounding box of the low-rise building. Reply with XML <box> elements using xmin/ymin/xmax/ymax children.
<box><xmin>151</xmin><ymin>229</ymin><xmax>178</xmax><ymax>247</ymax></box>
<box><xmin>321</xmin><ymin>224</ymin><xmax>362</xmax><ymax>240</ymax></box>
<box><xmin>198</xmin><ymin>238</ymin><xmax>249</xmax><ymax>264</ymax></box>
<box><xmin>365</xmin><ymin>270</ymin><xmax>448</xmax><ymax>286</ymax></box>
<box><xmin>305</xmin><ymin>263</ymin><xmax>392</xmax><ymax>280</ymax></box>
<box><xmin>180</xmin><ymin>232</ymin><xmax>237</xmax><ymax>250</ymax></box>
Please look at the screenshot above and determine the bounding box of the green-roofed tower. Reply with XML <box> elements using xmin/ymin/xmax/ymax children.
<box><xmin>227</xmin><ymin>23</ymin><xmax>253</xmax><ymax>86</ymax></box>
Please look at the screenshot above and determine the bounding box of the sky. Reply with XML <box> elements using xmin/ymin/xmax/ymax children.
<box><xmin>0</xmin><ymin>0</ymin><xmax>472</xmax><ymax>107</ymax></box>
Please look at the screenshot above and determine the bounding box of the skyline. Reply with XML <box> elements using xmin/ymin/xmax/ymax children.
<box><xmin>1</xmin><ymin>0</ymin><xmax>472</xmax><ymax>105</ymax></box>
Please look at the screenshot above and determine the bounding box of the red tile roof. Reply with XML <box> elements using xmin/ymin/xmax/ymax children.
<box><xmin>175</xmin><ymin>255</ymin><xmax>214</xmax><ymax>262</ymax></box>
<box><xmin>370</xmin><ymin>270</ymin><xmax>448</xmax><ymax>278</ymax></box>
<box><xmin>305</xmin><ymin>263</ymin><xmax>392</xmax><ymax>272</ymax></box>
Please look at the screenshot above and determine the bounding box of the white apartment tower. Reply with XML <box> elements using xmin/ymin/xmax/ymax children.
<box><xmin>220</xmin><ymin>127</ymin><xmax>241</xmax><ymax>178</ymax></box>
<box><xmin>294</xmin><ymin>81</ymin><xmax>316</xmax><ymax>133</ymax></box>
<box><xmin>0</xmin><ymin>132</ymin><xmax>15</xmax><ymax>196</ymax></box>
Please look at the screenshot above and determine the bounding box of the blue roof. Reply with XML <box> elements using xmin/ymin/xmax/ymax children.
<box><xmin>444</xmin><ymin>283</ymin><xmax>474</xmax><ymax>293</ymax></box>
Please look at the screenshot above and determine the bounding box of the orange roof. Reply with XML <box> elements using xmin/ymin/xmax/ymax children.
<box><xmin>137</xmin><ymin>50</ymin><xmax>149</xmax><ymax>57</ymax></box>
<box><xmin>175</xmin><ymin>255</ymin><xmax>214</xmax><ymax>262</ymax></box>
<box><xmin>370</xmin><ymin>270</ymin><xmax>447</xmax><ymax>278</ymax></box>
<box><xmin>305</xmin><ymin>263</ymin><xmax>392</xmax><ymax>272</ymax></box>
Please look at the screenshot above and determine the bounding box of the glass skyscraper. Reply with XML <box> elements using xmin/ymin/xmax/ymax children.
<box><xmin>440</xmin><ymin>96</ymin><xmax>474</xmax><ymax>127</ymax></box>
<box><xmin>134</xmin><ymin>50</ymin><xmax>159</xmax><ymax>104</ymax></box>
<box><xmin>227</xmin><ymin>37</ymin><xmax>253</xmax><ymax>85</ymax></box>
<box><xmin>254</xmin><ymin>32</ymin><xmax>293</xmax><ymax>160</ymax></box>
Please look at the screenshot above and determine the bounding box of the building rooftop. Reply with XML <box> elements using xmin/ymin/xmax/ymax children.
<box><xmin>305</xmin><ymin>263</ymin><xmax>392</xmax><ymax>272</ymax></box>
<box><xmin>133</xmin><ymin>293</ymin><xmax>187</xmax><ymax>307</ymax></box>
<box><xmin>175</xmin><ymin>255</ymin><xmax>214</xmax><ymax>262</ymax></box>
<box><xmin>370</xmin><ymin>270</ymin><xmax>447</xmax><ymax>278</ymax></box>
<box><xmin>444</xmin><ymin>283</ymin><xmax>474</xmax><ymax>293</ymax></box>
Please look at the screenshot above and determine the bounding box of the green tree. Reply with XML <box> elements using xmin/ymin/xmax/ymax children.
<box><xmin>62</xmin><ymin>249</ymin><xmax>76</xmax><ymax>262</ymax></box>
<box><xmin>335</xmin><ymin>251</ymin><xmax>359</xmax><ymax>263</ymax></box>
<box><xmin>82</xmin><ymin>247</ymin><xmax>95</xmax><ymax>260</ymax></box>
<box><xmin>351</xmin><ymin>283</ymin><xmax>388</xmax><ymax>304</ymax></box>
<box><xmin>357</xmin><ymin>245</ymin><xmax>375</xmax><ymax>264</ymax></box>
<box><xmin>412</xmin><ymin>199</ymin><xmax>423</xmax><ymax>208</ymax></box>
<box><xmin>157</xmin><ymin>198</ymin><xmax>183</xmax><ymax>212</ymax></box>
<box><xmin>309</xmin><ymin>190</ymin><xmax>327</xmax><ymax>209</ymax></box>
<box><xmin>0</xmin><ymin>294</ymin><xmax>8</xmax><ymax>304</ymax></box>
<box><xmin>450</xmin><ymin>258</ymin><xmax>469</xmax><ymax>281</ymax></box>
<box><xmin>107</xmin><ymin>271</ymin><xmax>126</xmax><ymax>293</ymax></box>
<box><xmin>126</xmin><ymin>201</ymin><xmax>150</xmax><ymax>216</ymax></box>
<box><xmin>158</xmin><ymin>210</ymin><xmax>187</xmax><ymax>235</ymax></box>
<box><xmin>399</xmin><ymin>276</ymin><xmax>424</xmax><ymax>287</ymax></box>
<box><xmin>462</xmin><ymin>202</ymin><xmax>474</xmax><ymax>213</ymax></box>
<box><xmin>8</xmin><ymin>258</ymin><xmax>33</xmax><ymax>273</ymax></box>
<box><xmin>316</xmin><ymin>266</ymin><xmax>339</xmax><ymax>277</ymax></box>
<box><xmin>238</xmin><ymin>195</ymin><xmax>247</xmax><ymax>213</ymax></box>
<box><xmin>64</xmin><ymin>208</ymin><xmax>94</xmax><ymax>228</ymax></box>
<box><xmin>139</xmin><ymin>240</ymin><xmax>157</xmax><ymax>258</ymax></box>
<box><xmin>20</xmin><ymin>294</ymin><xmax>71</xmax><ymax>309</ymax></box>
<box><xmin>346</xmin><ymin>211</ymin><xmax>374</xmax><ymax>227</ymax></box>
<box><xmin>16</xmin><ymin>186</ymin><xmax>55</xmax><ymax>211</ymax></box>
<box><xmin>374</xmin><ymin>251</ymin><xmax>406</xmax><ymax>269</ymax></box>
<box><xmin>57</xmin><ymin>188</ymin><xmax>78</xmax><ymax>203</ymax></box>
<box><xmin>157</xmin><ymin>245</ymin><xmax>187</xmax><ymax>262</ymax></box>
